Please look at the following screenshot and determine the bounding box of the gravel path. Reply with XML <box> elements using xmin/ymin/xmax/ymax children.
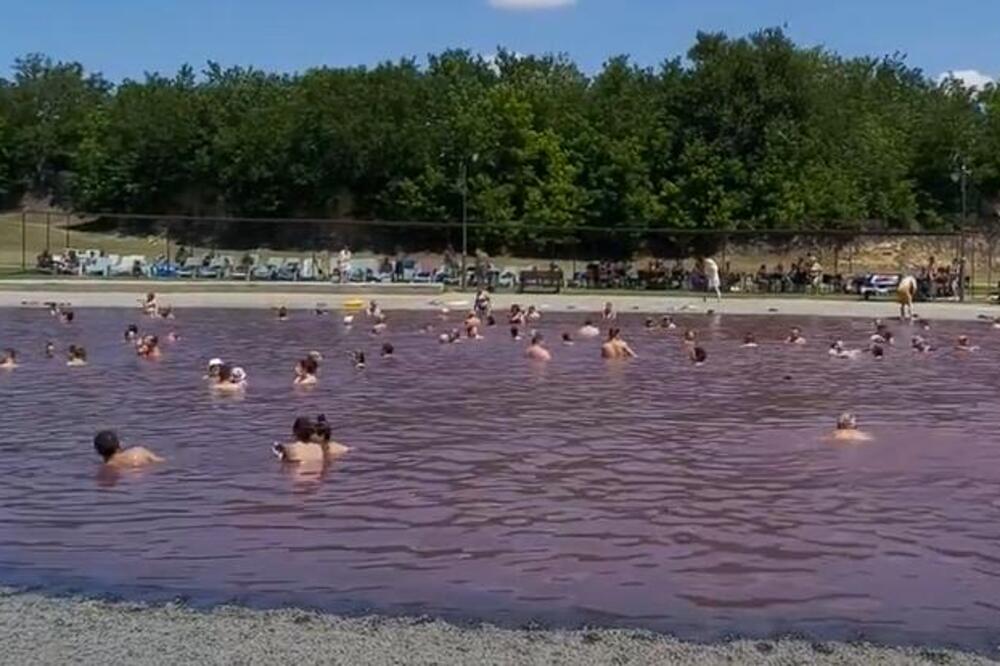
<box><xmin>0</xmin><ymin>589</ymin><xmax>994</xmax><ymax>665</ymax></box>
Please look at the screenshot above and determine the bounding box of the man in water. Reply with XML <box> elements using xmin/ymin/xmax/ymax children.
<box><xmin>525</xmin><ymin>334</ymin><xmax>552</xmax><ymax>361</ymax></box>
<box><xmin>827</xmin><ymin>412</ymin><xmax>871</xmax><ymax>442</ymax></box>
<box><xmin>897</xmin><ymin>274</ymin><xmax>917</xmax><ymax>321</ymax></box>
<box><xmin>578</xmin><ymin>320</ymin><xmax>601</xmax><ymax>338</ymax></box>
<box><xmin>94</xmin><ymin>430</ymin><xmax>164</xmax><ymax>468</ymax></box>
<box><xmin>601</xmin><ymin>328</ymin><xmax>637</xmax><ymax>359</ymax></box>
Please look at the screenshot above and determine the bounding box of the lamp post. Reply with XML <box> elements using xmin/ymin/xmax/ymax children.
<box><xmin>459</xmin><ymin>153</ymin><xmax>478</xmax><ymax>291</ymax></box>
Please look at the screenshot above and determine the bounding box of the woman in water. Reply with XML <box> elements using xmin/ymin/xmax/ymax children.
<box><xmin>273</xmin><ymin>416</ymin><xmax>349</xmax><ymax>463</ymax></box>
<box><xmin>526</xmin><ymin>305</ymin><xmax>541</xmax><ymax>321</ymax></box>
<box><xmin>0</xmin><ymin>349</ymin><xmax>17</xmax><ymax>369</ymax></box>
<box><xmin>204</xmin><ymin>358</ymin><xmax>224</xmax><ymax>381</ymax></box>
<box><xmin>140</xmin><ymin>292</ymin><xmax>157</xmax><ymax>315</ymax></box>
<box><xmin>828</xmin><ymin>412</ymin><xmax>871</xmax><ymax>442</ymax></box>
<box><xmin>464</xmin><ymin>311</ymin><xmax>482</xmax><ymax>339</ymax></box>
<box><xmin>660</xmin><ymin>315</ymin><xmax>677</xmax><ymax>330</ymax></box>
<box><xmin>67</xmin><ymin>345</ymin><xmax>88</xmax><ymax>366</ymax></box>
<box><xmin>955</xmin><ymin>335</ymin><xmax>978</xmax><ymax>352</ymax></box>
<box><xmin>350</xmin><ymin>350</ymin><xmax>366</xmax><ymax>369</ymax></box>
<box><xmin>211</xmin><ymin>364</ymin><xmax>246</xmax><ymax>392</ymax></box>
<box><xmin>94</xmin><ymin>430</ymin><xmax>164</xmax><ymax>468</ymax></box>
<box><xmin>293</xmin><ymin>357</ymin><xmax>319</xmax><ymax>385</ymax></box>
<box><xmin>137</xmin><ymin>335</ymin><xmax>161</xmax><ymax>359</ymax></box>
<box><xmin>525</xmin><ymin>334</ymin><xmax>552</xmax><ymax>361</ymax></box>
<box><xmin>508</xmin><ymin>304</ymin><xmax>526</xmax><ymax>325</ymax></box>
<box><xmin>124</xmin><ymin>324</ymin><xmax>139</xmax><ymax>342</ymax></box>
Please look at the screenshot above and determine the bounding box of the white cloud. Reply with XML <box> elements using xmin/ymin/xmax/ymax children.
<box><xmin>936</xmin><ymin>69</ymin><xmax>994</xmax><ymax>91</ymax></box>
<box><xmin>489</xmin><ymin>0</ymin><xmax>576</xmax><ymax>10</ymax></box>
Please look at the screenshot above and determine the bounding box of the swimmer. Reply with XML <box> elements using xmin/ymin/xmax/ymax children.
<box><xmin>307</xmin><ymin>350</ymin><xmax>324</xmax><ymax>363</ymax></box>
<box><xmin>578</xmin><ymin>319</ymin><xmax>600</xmax><ymax>339</ymax></box>
<box><xmin>871</xmin><ymin>344</ymin><xmax>885</xmax><ymax>360</ymax></box>
<box><xmin>204</xmin><ymin>358</ymin><xmax>224</xmax><ymax>380</ymax></box>
<box><xmin>741</xmin><ymin>333</ymin><xmax>758</xmax><ymax>348</ymax></box>
<box><xmin>561</xmin><ymin>332</ymin><xmax>574</xmax><ymax>346</ymax></box>
<box><xmin>350</xmin><ymin>350</ymin><xmax>366</xmax><ymax>369</ymax></box>
<box><xmin>829</xmin><ymin>340</ymin><xmax>859</xmax><ymax>359</ymax></box>
<box><xmin>510</xmin><ymin>325</ymin><xmax>522</xmax><ymax>341</ymax></box>
<box><xmin>94</xmin><ymin>430</ymin><xmax>164</xmax><ymax>468</ymax></box>
<box><xmin>474</xmin><ymin>288</ymin><xmax>492</xmax><ymax>318</ymax></box>
<box><xmin>294</xmin><ymin>357</ymin><xmax>319</xmax><ymax>385</ymax></box>
<box><xmin>896</xmin><ymin>275</ymin><xmax>917</xmax><ymax>320</ymax></box>
<box><xmin>381</xmin><ymin>342</ymin><xmax>394</xmax><ymax>357</ymax></box>
<box><xmin>509</xmin><ymin>304</ymin><xmax>526</xmax><ymax>325</ymax></box>
<box><xmin>786</xmin><ymin>327</ymin><xmax>806</xmax><ymax>345</ymax></box>
<box><xmin>0</xmin><ymin>349</ymin><xmax>17</xmax><ymax>369</ymax></box>
<box><xmin>140</xmin><ymin>292</ymin><xmax>157</xmax><ymax>315</ymax></box>
<box><xmin>366</xmin><ymin>300</ymin><xmax>382</xmax><ymax>318</ymax></box>
<box><xmin>464</xmin><ymin>311</ymin><xmax>483</xmax><ymax>339</ymax></box>
<box><xmin>124</xmin><ymin>324</ymin><xmax>139</xmax><ymax>342</ymax></box>
<box><xmin>44</xmin><ymin>341</ymin><xmax>55</xmax><ymax>358</ymax></box>
<box><xmin>601</xmin><ymin>327</ymin><xmax>637</xmax><ymax>359</ymax></box>
<box><xmin>371</xmin><ymin>314</ymin><xmax>388</xmax><ymax>335</ymax></box>
<box><xmin>526</xmin><ymin>305</ymin><xmax>541</xmax><ymax>321</ymax></box>
<box><xmin>955</xmin><ymin>335</ymin><xmax>978</xmax><ymax>352</ymax></box>
<box><xmin>525</xmin><ymin>334</ymin><xmax>552</xmax><ymax>361</ymax></box>
<box><xmin>911</xmin><ymin>336</ymin><xmax>933</xmax><ymax>353</ymax></box>
<box><xmin>660</xmin><ymin>315</ymin><xmax>677</xmax><ymax>330</ymax></box>
<box><xmin>59</xmin><ymin>308</ymin><xmax>75</xmax><ymax>324</ymax></box>
<box><xmin>157</xmin><ymin>305</ymin><xmax>175</xmax><ymax>320</ymax></box>
<box><xmin>166</xmin><ymin>331</ymin><xmax>180</xmax><ymax>343</ymax></box>
<box><xmin>277</xmin><ymin>306</ymin><xmax>289</xmax><ymax>321</ymax></box>
<box><xmin>690</xmin><ymin>346</ymin><xmax>707</xmax><ymax>365</ymax></box>
<box><xmin>644</xmin><ymin>317</ymin><xmax>655</xmax><ymax>329</ymax></box>
<box><xmin>828</xmin><ymin>412</ymin><xmax>872</xmax><ymax>442</ymax></box>
<box><xmin>67</xmin><ymin>345</ymin><xmax>88</xmax><ymax>366</ymax></box>
<box><xmin>682</xmin><ymin>329</ymin><xmax>697</xmax><ymax>346</ymax></box>
<box><xmin>343</xmin><ymin>314</ymin><xmax>355</xmax><ymax>326</ymax></box>
<box><xmin>273</xmin><ymin>416</ymin><xmax>349</xmax><ymax>463</ymax></box>
<box><xmin>602</xmin><ymin>302</ymin><xmax>616</xmax><ymax>321</ymax></box>
<box><xmin>212</xmin><ymin>364</ymin><xmax>246</xmax><ymax>392</ymax></box>
<box><xmin>137</xmin><ymin>335</ymin><xmax>161</xmax><ymax>359</ymax></box>
<box><xmin>314</xmin><ymin>305</ymin><xmax>327</xmax><ymax>316</ymax></box>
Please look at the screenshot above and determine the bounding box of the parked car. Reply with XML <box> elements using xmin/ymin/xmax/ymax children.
<box><xmin>858</xmin><ymin>273</ymin><xmax>901</xmax><ymax>300</ymax></box>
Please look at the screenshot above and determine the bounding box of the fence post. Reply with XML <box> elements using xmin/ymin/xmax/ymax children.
<box><xmin>45</xmin><ymin>212</ymin><xmax>51</xmax><ymax>251</ymax></box>
<box><xmin>21</xmin><ymin>211</ymin><xmax>27</xmax><ymax>271</ymax></box>
<box><xmin>64</xmin><ymin>213</ymin><xmax>70</xmax><ymax>249</ymax></box>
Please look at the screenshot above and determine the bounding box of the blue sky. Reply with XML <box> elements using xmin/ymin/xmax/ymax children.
<box><xmin>1</xmin><ymin>0</ymin><xmax>997</xmax><ymax>86</ymax></box>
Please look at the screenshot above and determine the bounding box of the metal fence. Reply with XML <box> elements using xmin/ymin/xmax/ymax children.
<box><xmin>3</xmin><ymin>210</ymin><xmax>999</xmax><ymax>300</ymax></box>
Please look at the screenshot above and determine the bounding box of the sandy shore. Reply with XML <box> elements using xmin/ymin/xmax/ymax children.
<box><xmin>1</xmin><ymin>279</ymin><xmax>998</xmax><ymax>321</ymax></box>
<box><xmin>0</xmin><ymin>588</ymin><xmax>992</xmax><ymax>666</ymax></box>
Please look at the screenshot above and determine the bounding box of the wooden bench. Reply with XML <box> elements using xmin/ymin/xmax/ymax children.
<box><xmin>518</xmin><ymin>269</ymin><xmax>563</xmax><ymax>294</ymax></box>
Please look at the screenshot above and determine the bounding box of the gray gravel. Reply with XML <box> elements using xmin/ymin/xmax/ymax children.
<box><xmin>0</xmin><ymin>589</ymin><xmax>994</xmax><ymax>665</ymax></box>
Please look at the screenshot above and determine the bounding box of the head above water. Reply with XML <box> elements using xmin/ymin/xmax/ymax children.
<box><xmin>292</xmin><ymin>417</ymin><xmax>315</xmax><ymax>443</ymax></box>
<box><xmin>530</xmin><ymin>333</ymin><xmax>543</xmax><ymax>346</ymax></box>
<box><xmin>692</xmin><ymin>347</ymin><xmax>707</xmax><ymax>364</ymax></box>
<box><xmin>93</xmin><ymin>430</ymin><xmax>121</xmax><ymax>461</ymax></box>
<box><xmin>836</xmin><ymin>412</ymin><xmax>857</xmax><ymax>430</ymax></box>
<box><xmin>872</xmin><ymin>344</ymin><xmax>885</xmax><ymax>359</ymax></box>
<box><xmin>561</xmin><ymin>332</ymin><xmax>572</xmax><ymax>342</ymax></box>
<box><xmin>314</xmin><ymin>414</ymin><xmax>331</xmax><ymax>443</ymax></box>
<box><xmin>381</xmin><ymin>342</ymin><xmax>394</xmax><ymax>356</ymax></box>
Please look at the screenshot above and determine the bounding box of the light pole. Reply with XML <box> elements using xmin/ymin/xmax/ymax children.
<box><xmin>459</xmin><ymin>153</ymin><xmax>478</xmax><ymax>291</ymax></box>
<box><xmin>952</xmin><ymin>160</ymin><xmax>972</xmax><ymax>302</ymax></box>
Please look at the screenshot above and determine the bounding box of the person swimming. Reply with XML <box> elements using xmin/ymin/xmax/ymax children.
<box><xmin>212</xmin><ymin>363</ymin><xmax>246</xmax><ymax>392</ymax></box>
<box><xmin>94</xmin><ymin>430</ymin><xmax>164</xmax><ymax>468</ymax></box>
<box><xmin>371</xmin><ymin>314</ymin><xmax>388</xmax><ymax>335</ymax></box>
<box><xmin>525</xmin><ymin>333</ymin><xmax>552</xmax><ymax>361</ymax></box>
<box><xmin>137</xmin><ymin>335</ymin><xmax>161</xmax><ymax>359</ymax></box>
<box><xmin>59</xmin><ymin>308</ymin><xmax>75</xmax><ymax>324</ymax></box>
<box><xmin>294</xmin><ymin>356</ymin><xmax>319</xmax><ymax>385</ymax></box>
<box><xmin>829</xmin><ymin>412</ymin><xmax>871</xmax><ymax>442</ymax></box>
<box><xmin>67</xmin><ymin>345</ymin><xmax>88</xmax><ymax>366</ymax></box>
<box><xmin>277</xmin><ymin>306</ymin><xmax>289</xmax><ymax>321</ymax></box>
<box><xmin>911</xmin><ymin>335</ymin><xmax>933</xmax><ymax>353</ymax></box>
<box><xmin>601</xmin><ymin>327</ymin><xmax>637</xmax><ymax>359</ymax></box>
<box><xmin>741</xmin><ymin>332</ymin><xmax>758</xmax><ymax>348</ymax></box>
<box><xmin>124</xmin><ymin>324</ymin><xmax>139</xmax><ymax>342</ymax></box>
<box><xmin>273</xmin><ymin>415</ymin><xmax>349</xmax><ymax>463</ymax></box>
<box><xmin>690</xmin><ymin>346</ymin><xmax>707</xmax><ymax>365</ymax></box>
<box><xmin>786</xmin><ymin>327</ymin><xmax>806</xmax><ymax>345</ymax></box>
<box><xmin>561</xmin><ymin>332</ymin><xmax>574</xmax><ymax>345</ymax></box>
<box><xmin>682</xmin><ymin>329</ymin><xmax>696</xmax><ymax>346</ymax></box>
<box><xmin>829</xmin><ymin>340</ymin><xmax>860</xmax><ymax>359</ymax></box>
<box><xmin>897</xmin><ymin>275</ymin><xmax>917</xmax><ymax>320</ymax></box>
<box><xmin>0</xmin><ymin>348</ymin><xmax>17</xmax><ymax>369</ymax></box>
<box><xmin>381</xmin><ymin>342</ymin><xmax>394</xmax><ymax>357</ymax></box>
<box><xmin>367</xmin><ymin>300</ymin><xmax>382</xmax><ymax>318</ymax></box>
<box><xmin>955</xmin><ymin>335</ymin><xmax>978</xmax><ymax>352</ymax></box>
<box><xmin>464</xmin><ymin>311</ymin><xmax>483</xmax><ymax>339</ymax></box>
<box><xmin>578</xmin><ymin>319</ymin><xmax>600</xmax><ymax>338</ymax></box>
<box><xmin>526</xmin><ymin>305</ymin><xmax>541</xmax><ymax>321</ymax></box>
<box><xmin>44</xmin><ymin>341</ymin><xmax>55</xmax><ymax>358</ymax></box>
<box><xmin>204</xmin><ymin>358</ymin><xmax>224</xmax><ymax>380</ymax></box>
<box><xmin>602</xmin><ymin>302</ymin><xmax>616</xmax><ymax>321</ymax></box>
<box><xmin>644</xmin><ymin>317</ymin><xmax>655</xmax><ymax>329</ymax></box>
<box><xmin>140</xmin><ymin>292</ymin><xmax>158</xmax><ymax>315</ymax></box>
<box><xmin>157</xmin><ymin>305</ymin><xmax>175</xmax><ymax>320</ymax></box>
<box><xmin>508</xmin><ymin>304</ymin><xmax>526</xmax><ymax>325</ymax></box>
<box><xmin>350</xmin><ymin>350</ymin><xmax>366</xmax><ymax>369</ymax></box>
<box><xmin>660</xmin><ymin>315</ymin><xmax>677</xmax><ymax>330</ymax></box>
<box><xmin>871</xmin><ymin>344</ymin><xmax>885</xmax><ymax>360</ymax></box>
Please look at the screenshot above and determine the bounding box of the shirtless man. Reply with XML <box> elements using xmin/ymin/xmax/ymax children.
<box><xmin>897</xmin><ymin>275</ymin><xmax>917</xmax><ymax>321</ymax></box>
<box><xmin>827</xmin><ymin>412</ymin><xmax>872</xmax><ymax>443</ymax></box>
<box><xmin>273</xmin><ymin>416</ymin><xmax>349</xmax><ymax>463</ymax></box>
<box><xmin>601</xmin><ymin>328</ymin><xmax>637</xmax><ymax>359</ymax></box>
<box><xmin>525</xmin><ymin>334</ymin><xmax>552</xmax><ymax>361</ymax></box>
<box><xmin>94</xmin><ymin>430</ymin><xmax>164</xmax><ymax>468</ymax></box>
<box><xmin>578</xmin><ymin>319</ymin><xmax>601</xmax><ymax>338</ymax></box>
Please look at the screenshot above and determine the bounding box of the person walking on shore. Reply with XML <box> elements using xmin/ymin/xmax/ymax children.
<box><xmin>702</xmin><ymin>256</ymin><xmax>721</xmax><ymax>304</ymax></box>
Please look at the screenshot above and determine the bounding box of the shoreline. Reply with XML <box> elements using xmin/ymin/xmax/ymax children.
<box><xmin>0</xmin><ymin>281</ymin><xmax>998</xmax><ymax>321</ymax></box>
<box><xmin>1</xmin><ymin>588</ymin><xmax>993</xmax><ymax>665</ymax></box>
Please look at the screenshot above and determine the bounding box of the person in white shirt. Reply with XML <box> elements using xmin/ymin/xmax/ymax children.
<box><xmin>702</xmin><ymin>257</ymin><xmax>721</xmax><ymax>303</ymax></box>
<box><xmin>338</xmin><ymin>247</ymin><xmax>352</xmax><ymax>284</ymax></box>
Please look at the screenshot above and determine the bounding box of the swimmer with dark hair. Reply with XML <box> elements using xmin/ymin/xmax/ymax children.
<box><xmin>67</xmin><ymin>345</ymin><xmax>88</xmax><ymax>366</ymax></box>
<box><xmin>525</xmin><ymin>333</ymin><xmax>551</xmax><ymax>361</ymax></box>
<box><xmin>955</xmin><ymin>335</ymin><xmax>978</xmax><ymax>352</ymax></box>
<box><xmin>786</xmin><ymin>326</ymin><xmax>806</xmax><ymax>345</ymax></box>
<box><xmin>578</xmin><ymin>320</ymin><xmax>600</xmax><ymax>338</ymax></box>
<box><xmin>660</xmin><ymin>315</ymin><xmax>677</xmax><ymax>330</ymax></box>
<box><xmin>124</xmin><ymin>324</ymin><xmax>139</xmax><ymax>342</ymax></box>
<box><xmin>0</xmin><ymin>349</ymin><xmax>17</xmax><ymax>369</ymax></box>
<box><xmin>294</xmin><ymin>356</ymin><xmax>319</xmax><ymax>385</ymax></box>
<box><xmin>741</xmin><ymin>333</ymin><xmax>758</xmax><ymax>348</ymax></box>
<box><xmin>137</xmin><ymin>335</ymin><xmax>161</xmax><ymax>359</ymax></box>
<box><xmin>381</xmin><ymin>342</ymin><xmax>394</xmax><ymax>357</ymax></box>
<box><xmin>510</xmin><ymin>325</ymin><xmax>522</xmax><ymax>341</ymax></box>
<box><xmin>897</xmin><ymin>275</ymin><xmax>917</xmax><ymax>320</ymax></box>
<box><xmin>59</xmin><ymin>308</ymin><xmax>75</xmax><ymax>324</ymax></box>
<box><xmin>561</xmin><ymin>332</ymin><xmax>574</xmax><ymax>346</ymax></box>
<box><xmin>601</xmin><ymin>328</ymin><xmax>637</xmax><ymax>359</ymax></box>
<box><xmin>277</xmin><ymin>306</ymin><xmax>289</xmax><ymax>321</ymax></box>
<box><xmin>602</xmin><ymin>301</ymin><xmax>616</xmax><ymax>321</ymax></box>
<box><xmin>212</xmin><ymin>363</ymin><xmax>246</xmax><ymax>392</ymax></box>
<box><xmin>140</xmin><ymin>292</ymin><xmax>157</xmax><ymax>315</ymax></box>
<box><xmin>273</xmin><ymin>416</ymin><xmax>349</xmax><ymax>463</ymax></box>
<box><xmin>94</xmin><ymin>430</ymin><xmax>163</xmax><ymax>468</ymax></box>
<box><xmin>350</xmin><ymin>350</ymin><xmax>366</xmax><ymax>369</ymax></box>
<box><xmin>44</xmin><ymin>341</ymin><xmax>55</xmax><ymax>358</ymax></box>
<box><xmin>828</xmin><ymin>412</ymin><xmax>871</xmax><ymax>442</ymax></box>
<box><xmin>871</xmin><ymin>344</ymin><xmax>885</xmax><ymax>360</ymax></box>
<box><xmin>690</xmin><ymin>346</ymin><xmax>707</xmax><ymax>365</ymax></box>
<box><xmin>526</xmin><ymin>305</ymin><xmax>541</xmax><ymax>321</ymax></box>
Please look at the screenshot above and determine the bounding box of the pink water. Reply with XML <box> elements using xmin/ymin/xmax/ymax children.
<box><xmin>1</xmin><ymin>307</ymin><xmax>999</xmax><ymax>649</ymax></box>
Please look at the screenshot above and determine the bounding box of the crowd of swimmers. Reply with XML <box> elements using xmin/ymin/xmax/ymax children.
<box><xmin>6</xmin><ymin>285</ymin><xmax>1000</xmax><ymax>469</ymax></box>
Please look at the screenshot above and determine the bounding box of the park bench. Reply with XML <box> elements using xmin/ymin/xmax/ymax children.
<box><xmin>518</xmin><ymin>269</ymin><xmax>563</xmax><ymax>294</ymax></box>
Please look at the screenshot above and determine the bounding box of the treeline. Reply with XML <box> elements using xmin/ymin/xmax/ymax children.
<box><xmin>1</xmin><ymin>28</ymin><xmax>999</xmax><ymax>254</ymax></box>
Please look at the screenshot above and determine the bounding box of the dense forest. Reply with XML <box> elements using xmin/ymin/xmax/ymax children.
<box><xmin>1</xmin><ymin>28</ymin><xmax>999</xmax><ymax>253</ymax></box>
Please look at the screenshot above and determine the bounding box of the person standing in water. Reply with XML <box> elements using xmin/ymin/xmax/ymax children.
<box><xmin>93</xmin><ymin>430</ymin><xmax>164</xmax><ymax>468</ymax></box>
<box><xmin>525</xmin><ymin>334</ymin><xmax>552</xmax><ymax>361</ymax></box>
<box><xmin>897</xmin><ymin>275</ymin><xmax>917</xmax><ymax>321</ymax></box>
